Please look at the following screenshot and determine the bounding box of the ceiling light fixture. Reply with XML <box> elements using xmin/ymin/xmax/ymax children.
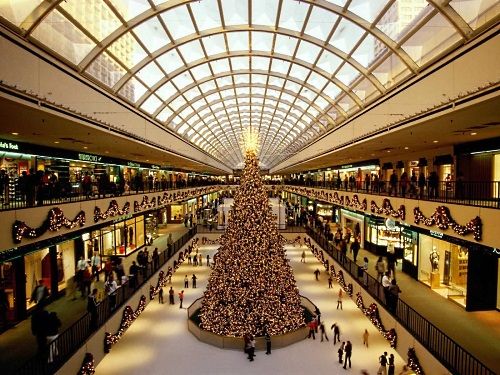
<box><xmin>11</xmin><ymin>132</ymin><xmax>19</xmax><ymax>135</ymax></box>
<box><xmin>54</xmin><ymin>141</ymin><xmax>60</xmax><ymax>144</ymax></box>
<box><xmin>470</xmin><ymin>132</ymin><xmax>477</xmax><ymax>135</ymax></box>
<box><xmin>433</xmin><ymin>140</ymin><xmax>439</xmax><ymax>143</ymax></box>
<box><xmin>404</xmin><ymin>147</ymin><xmax>409</xmax><ymax>150</ymax></box>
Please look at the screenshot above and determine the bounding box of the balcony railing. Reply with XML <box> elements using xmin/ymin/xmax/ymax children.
<box><xmin>280</xmin><ymin>180</ymin><xmax>500</xmax><ymax>208</ymax></box>
<box><xmin>15</xmin><ymin>226</ymin><xmax>198</xmax><ymax>375</ymax></box>
<box><xmin>305</xmin><ymin>226</ymin><xmax>494</xmax><ymax>375</ymax></box>
<box><xmin>0</xmin><ymin>181</ymin><xmax>229</xmax><ymax>211</ymax></box>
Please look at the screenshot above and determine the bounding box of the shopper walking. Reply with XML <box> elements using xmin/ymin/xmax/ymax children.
<box><xmin>30</xmin><ymin>279</ymin><xmax>49</xmax><ymax>306</ymax></box>
<box><xmin>184</xmin><ymin>275</ymin><xmax>189</xmax><ymax>288</ymax></box>
<box><xmin>31</xmin><ymin>304</ymin><xmax>49</xmax><ymax>355</ymax></box>
<box><xmin>265</xmin><ymin>332</ymin><xmax>272</xmax><ymax>355</ymax></box>
<box><xmin>248</xmin><ymin>336</ymin><xmax>256</xmax><ymax>361</ymax></box>
<box><xmin>351</xmin><ymin>238</ymin><xmax>360</xmax><ymax>263</ymax></box>
<box><xmin>87</xmin><ymin>288</ymin><xmax>99</xmax><ymax>331</ymax></box>
<box><xmin>307</xmin><ymin>319</ymin><xmax>317</xmax><ymax>339</ymax></box>
<box><xmin>198</xmin><ymin>253</ymin><xmax>202</xmax><ymax>266</ymax></box>
<box><xmin>378</xmin><ymin>352</ymin><xmax>388</xmax><ymax>375</ymax></box>
<box><xmin>168</xmin><ymin>287</ymin><xmax>175</xmax><ymax>305</ymax></box>
<box><xmin>363</xmin><ymin>329</ymin><xmax>369</xmax><ymax>347</ymax></box>
<box><xmin>331</xmin><ymin>323</ymin><xmax>341</xmax><ymax>344</ymax></box>
<box><xmin>328</xmin><ymin>275</ymin><xmax>333</xmax><ymax>288</ymax></box>
<box><xmin>46</xmin><ymin>311</ymin><xmax>61</xmax><ymax>363</ymax></box>
<box><xmin>337</xmin><ymin>341</ymin><xmax>345</xmax><ymax>364</ymax></box>
<box><xmin>388</xmin><ymin>279</ymin><xmax>402</xmax><ymax>313</ymax></box>
<box><xmin>343</xmin><ymin>340</ymin><xmax>352</xmax><ymax>369</ymax></box>
<box><xmin>314</xmin><ymin>268</ymin><xmax>320</xmax><ymax>281</ymax></box>
<box><xmin>90</xmin><ymin>252</ymin><xmax>101</xmax><ymax>281</ymax></box>
<box><xmin>301</xmin><ymin>250</ymin><xmax>306</xmax><ymax>263</ymax></box>
<box><xmin>319</xmin><ymin>322</ymin><xmax>329</xmax><ymax>342</ymax></box>
<box><xmin>388</xmin><ymin>354</ymin><xmax>395</xmax><ymax>375</ymax></box>
<box><xmin>192</xmin><ymin>274</ymin><xmax>197</xmax><ymax>288</ymax></box>
<box><xmin>376</xmin><ymin>256</ymin><xmax>386</xmax><ymax>282</ymax></box>
<box><xmin>337</xmin><ymin>288</ymin><xmax>343</xmax><ymax>310</ymax></box>
<box><xmin>206</xmin><ymin>254</ymin><xmax>210</xmax><ymax>266</ymax></box>
<box><xmin>158</xmin><ymin>287</ymin><xmax>164</xmax><ymax>304</ymax></box>
<box><xmin>178</xmin><ymin>290</ymin><xmax>184</xmax><ymax>308</ymax></box>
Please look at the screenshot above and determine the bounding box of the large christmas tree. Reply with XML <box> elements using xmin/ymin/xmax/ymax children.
<box><xmin>200</xmin><ymin>148</ymin><xmax>305</xmax><ymax>337</ymax></box>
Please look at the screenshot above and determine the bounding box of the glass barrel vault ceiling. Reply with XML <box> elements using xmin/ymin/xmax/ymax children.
<box><xmin>0</xmin><ymin>0</ymin><xmax>498</xmax><ymax>169</ymax></box>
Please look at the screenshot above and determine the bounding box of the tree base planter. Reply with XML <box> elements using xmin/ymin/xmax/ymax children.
<box><xmin>187</xmin><ymin>296</ymin><xmax>315</xmax><ymax>350</ymax></box>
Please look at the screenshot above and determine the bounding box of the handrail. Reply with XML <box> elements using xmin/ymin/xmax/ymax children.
<box><xmin>304</xmin><ymin>226</ymin><xmax>494</xmax><ymax>375</ymax></box>
<box><xmin>271</xmin><ymin>181</ymin><xmax>500</xmax><ymax>209</ymax></box>
<box><xmin>15</xmin><ymin>226</ymin><xmax>199</xmax><ymax>375</ymax></box>
<box><xmin>0</xmin><ymin>182</ymin><xmax>231</xmax><ymax>212</ymax></box>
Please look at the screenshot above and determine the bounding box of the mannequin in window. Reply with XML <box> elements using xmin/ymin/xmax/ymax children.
<box><xmin>429</xmin><ymin>247</ymin><xmax>439</xmax><ymax>272</ymax></box>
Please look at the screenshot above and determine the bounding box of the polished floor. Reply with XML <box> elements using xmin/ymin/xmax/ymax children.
<box><xmin>96</xmin><ymin>244</ymin><xmax>406</xmax><ymax>375</ymax></box>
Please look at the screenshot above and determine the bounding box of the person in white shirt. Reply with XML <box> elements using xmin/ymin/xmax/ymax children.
<box><xmin>382</xmin><ymin>272</ymin><xmax>392</xmax><ymax>306</ymax></box>
<box><xmin>105</xmin><ymin>274</ymin><xmax>118</xmax><ymax>310</ymax></box>
<box><xmin>91</xmin><ymin>252</ymin><xmax>101</xmax><ymax>281</ymax></box>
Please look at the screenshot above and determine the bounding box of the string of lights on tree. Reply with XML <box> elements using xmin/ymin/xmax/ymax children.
<box><xmin>104</xmin><ymin>295</ymin><xmax>147</xmax><ymax>353</ymax></box>
<box><xmin>94</xmin><ymin>200</ymin><xmax>130</xmax><ymax>222</ymax></box>
<box><xmin>355</xmin><ymin>292</ymin><xmax>397</xmax><ymax>348</ymax></box>
<box><xmin>407</xmin><ymin>347</ymin><xmax>425</xmax><ymax>375</ymax></box>
<box><xmin>78</xmin><ymin>352</ymin><xmax>95</xmax><ymax>375</ymax></box>
<box><xmin>12</xmin><ymin>208</ymin><xmax>85</xmax><ymax>244</ymax></box>
<box><xmin>413</xmin><ymin>206</ymin><xmax>482</xmax><ymax>241</ymax></box>
<box><xmin>200</xmin><ymin>136</ymin><xmax>305</xmax><ymax>337</ymax></box>
<box><xmin>371</xmin><ymin>199</ymin><xmax>406</xmax><ymax>220</ymax></box>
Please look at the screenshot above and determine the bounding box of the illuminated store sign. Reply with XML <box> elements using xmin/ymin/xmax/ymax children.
<box><xmin>78</xmin><ymin>153</ymin><xmax>102</xmax><ymax>162</ymax></box>
<box><xmin>430</xmin><ymin>230</ymin><xmax>444</xmax><ymax>238</ymax></box>
<box><xmin>0</xmin><ymin>141</ymin><xmax>19</xmax><ymax>151</ymax></box>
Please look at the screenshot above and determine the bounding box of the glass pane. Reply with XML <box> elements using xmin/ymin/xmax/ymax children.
<box><xmin>140</xmin><ymin>95</ymin><xmax>162</xmax><ymax>114</ymax></box>
<box><xmin>316</xmin><ymin>50</ymin><xmax>343</xmax><ymax>74</ymax></box>
<box><xmin>252</xmin><ymin>0</ymin><xmax>279</xmax><ymax>26</ymax></box>
<box><xmin>202</xmin><ymin>34</ymin><xmax>226</xmax><ymax>55</ymax></box>
<box><xmin>296</xmin><ymin>40</ymin><xmax>322</xmax><ymax>62</ymax></box>
<box><xmin>252</xmin><ymin>31</ymin><xmax>273</xmax><ymax>52</ymax></box>
<box><xmin>156</xmin><ymin>81</ymin><xmax>178</xmax><ymax>100</ymax></box>
<box><xmin>372</xmin><ymin>53</ymin><xmax>409</xmax><ymax>88</ymax></box>
<box><xmin>323</xmin><ymin>82</ymin><xmax>341</xmax><ymax>100</ymax></box>
<box><xmin>351</xmin><ymin>34</ymin><xmax>381</xmax><ymax>68</ymax></box>
<box><xmin>221</xmin><ymin>0</ymin><xmax>248</xmax><ymax>27</ymax></box>
<box><xmin>348</xmin><ymin>0</ymin><xmax>390</xmax><ymax>23</ymax></box>
<box><xmin>136</xmin><ymin>62</ymin><xmax>164</xmax><ymax>87</ymax></box>
<box><xmin>85</xmin><ymin>52</ymin><xmax>127</xmax><ymax>88</ymax></box>
<box><xmin>279</xmin><ymin>0</ymin><xmax>309</xmax><ymax>33</ymax></box>
<box><xmin>31</xmin><ymin>9</ymin><xmax>96</xmax><ymax>65</ymax></box>
<box><xmin>108</xmin><ymin>0</ymin><xmax>151</xmax><ymax>21</ymax></box>
<box><xmin>274</xmin><ymin>34</ymin><xmax>298</xmax><ymax>56</ymax></box>
<box><xmin>307</xmin><ymin>71</ymin><xmax>328</xmax><ymax>88</ymax></box>
<box><xmin>227</xmin><ymin>31</ymin><xmax>249</xmax><ymax>52</ymax></box>
<box><xmin>177</xmin><ymin>40</ymin><xmax>205</xmax><ymax>64</ymax></box>
<box><xmin>450</xmin><ymin>0</ymin><xmax>499</xmax><ymax>29</ymax></box>
<box><xmin>270</xmin><ymin>58</ymin><xmax>290</xmax><ymax>74</ymax></box>
<box><xmin>118</xmin><ymin>77</ymin><xmax>147</xmax><ymax>102</ymax></box>
<box><xmin>377</xmin><ymin>0</ymin><xmax>429</xmax><ymax>42</ymax></box>
<box><xmin>231</xmin><ymin>56</ymin><xmax>249</xmax><ymax>70</ymax></box>
<box><xmin>210</xmin><ymin>58</ymin><xmax>230</xmax><ymax>74</ymax></box>
<box><xmin>304</xmin><ymin>6</ymin><xmax>338</xmax><ymax>40</ymax></box>
<box><xmin>134</xmin><ymin>16</ymin><xmax>170</xmax><ymax>53</ymax></box>
<box><xmin>169</xmin><ymin>95</ymin><xmax>187</xmax><ymax>110</ymax></box>
<box><xmin>216</xmin><ymin>76</ymin><xmax>234</xmax><ymax>87</ymax></box>
<box><xmin>107</xmin><ymin>32</ymin><xmax>147</xmax><ymax>69</ymax></box>
<box><xmin>252</xmin><ymin>56</ymin><xmax>271</xmax><ymax>70</ymax></box>
<box><xmin>330</xmin><ymin>18</ymin><xmax>364</xmax><ymax>54</ymax></box>
<box><xmin>338</xmin><ymin>95</ymin><xmax>357</xmax><ymax>112</ymax></box>
<box><xmin>156</xmin><ymin>106</ymin><xmax>173</xmax><ymax>122</ymax></box>
<box><xmin>61</xmin><ymin>0</ymin><xmax>121</xmax><ymax>41</ymax></box>
<box><xmin>190</xmin><ymin>0</ymin><xmax>221</xmax><ymax>31</ymax></box>
<box><xmin>352</xmin><ymin>77</ymin><xmax>378</xmax><ymax>101</ymax></box>
<box><xmin>157</xmin><ymin>49</ymin><xmax>184</xmax><ymax>73</ymax></box>
<box><xmin>0</xmin><ymin>0</ymin><xmax>43</xmax><ymax>27</ymax></box>
<box><xmin>289</xmin><ymin>63</ymin><xmax>310</xmax><ymax>81</ymax></box>
<box><xmin>401</xmin><ymin>12</ymin><xmax>462</xmax><ymax>66</ymax></box>
<box><xmin>171</xmin><ymin>72</ymin><xmax>194</xmax><ymax>89</ymax></box>
<box><xmin>336</xmin><ymin>62</ymin><xmax>360</xmax><ymax>85</ymax></box>
<box><xmin>190</xmin><ymin>63</ymin><xmax>212</xmax><ymax>81</ymax></box>
<box><xmin>160</xmin><ymin>5</ymin><xmax>195</xmax><ymax>40</ymax></box>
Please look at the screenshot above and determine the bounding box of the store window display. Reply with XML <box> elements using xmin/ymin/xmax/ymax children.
<box><xmin>418</xmin><ymin>235</ymin><xmax>468</xmax><ymax>307</ymax></box>
<box><xmin>25</xmin><ymin>249</ymin><xmax>51</xmax><ymax>310</ymax></box>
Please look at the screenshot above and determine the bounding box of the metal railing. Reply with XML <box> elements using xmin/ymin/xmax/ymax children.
<box><xmin>280</xmin><ymin>180</ymin><xmax>500</xmax><ymax>209</ymax></box>
<box><xmin>15</xmin><ymin>226</ymin><xmax>198</xmax><ymax>375</ymax></box>
<box><xmin>0</xmin><ymin>181</ymin><xmax>230</xmax><ymax>211</ymax></box>
<box><xmin>305</xmin><ymin>226</ymin><xmax>494</xmax><ymax>375</ymax></box>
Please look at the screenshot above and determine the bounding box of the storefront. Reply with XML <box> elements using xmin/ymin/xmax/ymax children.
<box><xmin>365</xmin><ymin>216</ymin><xmax>403</xmax><ymax>256</ymax></box>
<box><xmin>85</xmin><ymin>214</ymin><xmax>145</xmax><ymax>257</ymax></box>
<box><xmin>339</xmin><ymin>208</ymin><xmax>364</xmax><ymax>245</ymax></box>
<box><xmin>417</xmin><ymin>231</ymin><xmax>468</xmax><ymax>307</ymax></box>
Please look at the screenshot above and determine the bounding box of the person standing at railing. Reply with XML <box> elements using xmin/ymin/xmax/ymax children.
<box><xmin>105</xmin><ymin>275</ymin><xmax>118</xmax><ymax>311</ymax></box>
<box><xmin>31</xmin><ymin>303</ymin><xmax>49</xmax><ymax>355</ymax></box>
<box><xmin>90</xmin><ymin>252</ymin><xmax>101</xmax><ymax>282</ymax></box>
<box><xmin>418</xmin><ymin>173</ymin><xmax>426</xmax><ymax>199</ymax></box>
<box><xmin>400</xmin><ymin>172</ymin><xmax>408</xmax><ymax>198</ymax></box>
<box><xmin>351</xmin><ymin>238</ymin><xmax>360</xmax><ymax>263</ymax></box>
<box><xmin>389</xmin><ymin>171</ymin><xmax>398</xmax><ymax>196</ymax></box>
<box><xmin>376</xmin><ymin>257</ymin><xmax>386</xmax><ymax>283</ymax></box>
<box><xmin>152</xmin><ymin>248</ymin><xmax>159</xmax><ymax>270</ymax></box>
<box><xmin>429</xmin><ymin>171</ymin><xmax>438</xmax><ymax>198</ymax></box>
<box><xmin>46</xmin><ymin>311</ymin><xmax>61</xmax><ymax>363</ymax></box>
<box><xmin>87</xmin><ymin>288</ymin><xmax>99</xmax><ymax>331</ymax></box>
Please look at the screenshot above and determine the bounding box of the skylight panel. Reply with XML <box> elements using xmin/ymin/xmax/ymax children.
<box><xmin>161</xmin><ymin>5</ymin><xmax>196</xmax><ymax>40</ymax></box>
<box><xmin>157</xmin><ymin>50</ymin><xmax>185</xmax><ymax>74</ymax></box>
